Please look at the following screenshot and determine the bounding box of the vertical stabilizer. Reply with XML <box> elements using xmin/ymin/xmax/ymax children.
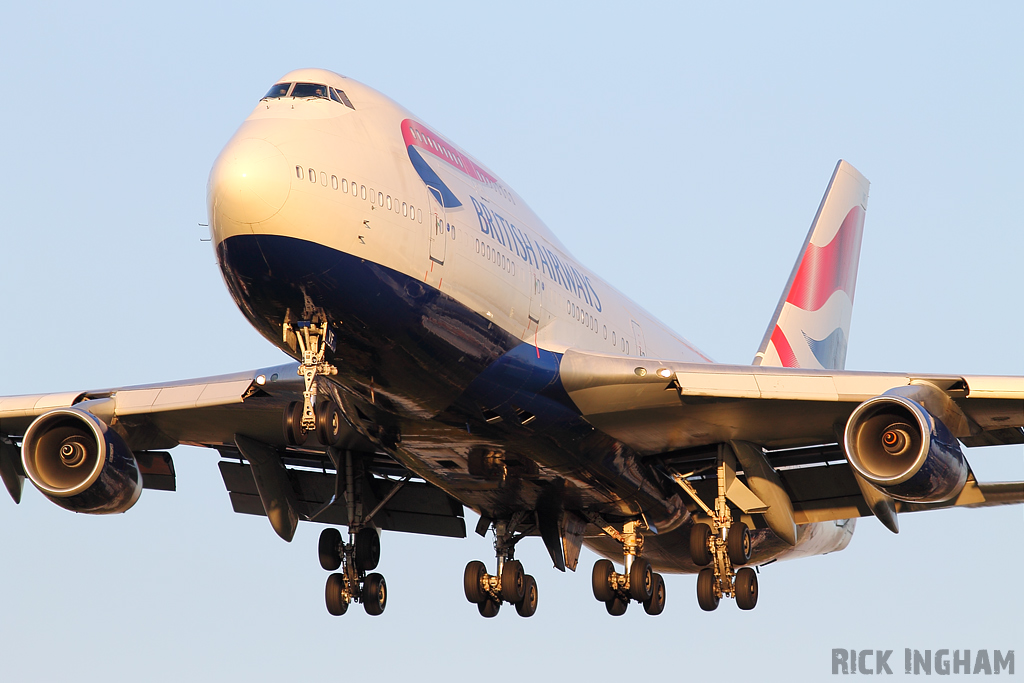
<box><xmin>753</xmin><ymin>160</ymin><xmax>870</xmax><ymax>370</ymax></box>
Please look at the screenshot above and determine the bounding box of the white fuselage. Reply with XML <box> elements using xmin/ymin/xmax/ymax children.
<box><xmin>209</xmin><ymin>68</ymin><xmax>710</xmax><ymax>365</ymax></box>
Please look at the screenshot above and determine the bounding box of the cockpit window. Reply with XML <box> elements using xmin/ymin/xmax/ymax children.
<box><xmin>263</xmin><ymin>83</ymin><xmax>292</xmax><ymax>99</ymax></box>
<box><xmin>330</xmin><ymin>87</ymin><xmax>356</xmax><ymax>110</ymax></box>
<box><xmin>291</xmin><ymin>82</ymin><xmax>329</xmax><ymax>99</ymax></box>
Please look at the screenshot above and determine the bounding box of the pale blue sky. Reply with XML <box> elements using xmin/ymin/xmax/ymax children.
<box><xmin>0</xmin><ymin>2</ymin><xmax>1021</xmax><ymax>680</ymax></box>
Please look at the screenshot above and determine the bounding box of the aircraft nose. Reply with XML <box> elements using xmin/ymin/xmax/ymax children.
<box><xmin>208</xmin><ymin>137</ymin><xmax>291</xmax><ymax>228</ymax></box>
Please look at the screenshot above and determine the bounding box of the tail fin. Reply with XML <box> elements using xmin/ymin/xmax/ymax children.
<box><xmin>753</xmin><ymin>160</ymin><xmax>870</xmax><ymax>370</ymax></box>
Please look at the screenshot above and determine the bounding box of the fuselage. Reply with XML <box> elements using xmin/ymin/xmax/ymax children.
<box><xmin>207</xmin><ymin>68</ymin><xmax>853</xmax><ymax>571</ymax></box>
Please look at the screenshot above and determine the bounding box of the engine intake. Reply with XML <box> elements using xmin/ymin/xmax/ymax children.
<box><xmin>844</xmin><ymin>394</ymin><xmax>968</xmax><ymax>503</ymax></box>
<box><xmin>21</xmin><ymin>408</ymin><xmax>142</xmax><ymax>514</ymax></box>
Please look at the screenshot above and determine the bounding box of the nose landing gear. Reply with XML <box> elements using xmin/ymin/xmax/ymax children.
<box><xmin>282</xmin><ymin>319</ymin><xmax>340</xmax><ymax>447</ymax></box>
<box><xmin>463</xmin><ymin>513</ymin><xmax>539</xmax><ymax>618</ymax></box>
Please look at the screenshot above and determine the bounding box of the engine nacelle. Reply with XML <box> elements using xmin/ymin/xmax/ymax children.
<box><xmin>21</xmin><ymin>408</ymin><xmax>142</xmax><ymax>514</ymax></box>
<box><xmin>843</xmin><ymin>394</ymin><xmax>968</xmax><ymax>503</ymax></box>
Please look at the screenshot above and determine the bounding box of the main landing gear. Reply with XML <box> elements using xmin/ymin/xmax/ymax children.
<box><xmin>463</xmin><ymin>513</ymin><xmax>539</xmax><ymax>618</ymax></box>
<box><xmin>672</xmin><ymin>454</ymin><xmax>759</xmax><ymax>612</ymax></box>
<box><xmin>588</xmin><ymin>518</ymin><xmax>666</xmax><ymax>616</ymax></box>
<box><xmin>319</xmin><ymin>526</ymin><xmax>387</xmax><ymax>616</ymax></box>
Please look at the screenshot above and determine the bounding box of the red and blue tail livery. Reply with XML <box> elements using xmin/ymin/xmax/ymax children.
<box><xmin>755</xmin><ymin>160</ymin><xmax>869</xmax><ymax>370</ymax></box>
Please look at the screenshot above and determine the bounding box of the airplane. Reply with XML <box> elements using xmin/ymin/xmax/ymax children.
<box><xmin>1</xmin><ymin>67</ymin><xmax>1021</xmax><ymax>619</ymax></box>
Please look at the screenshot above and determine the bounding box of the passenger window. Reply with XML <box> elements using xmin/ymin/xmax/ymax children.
<box><xmin>292</xmin><ymin>82</ymin><xmax>329</xmax><ymax>99</ymax></box>
<box><xmin>264</xmin><ymin>83</ymin><xmax>292</xmax><ymax>99</ymax></box>
<box><xmin>402</xmin><ymin>202</ymin><xmax>408</xmax><ymax>217</ymax></box>
<box><xmin>409</xmin><ymin>205</ymin><xmax>415</xmax><ymax>219</ymax></box>
<box><xmin>320</xmin><ymin>172</ymin><xmax>327</xmax><ymax>186</ymax></box>
<box><xmin>386</xmin><ymin>195</ymin><xmax>392</xmax><ymax>210</ymax></box>
<box><xmin>378</xmin><ymin>192</ymin><xmax>384</xmax><ymax>206</ymax></box>
<box><xmin>341</xmin><ymin>179</ymin><xmax>348</xmax><ymax>192</ymax></box>
<box><xmin>295</xmin><ymin>166</ymin><xmax>303</xmax><ymax>179</ymax></box>
<box><xmin>417</xmin><ymin>209</ymin><xmax>422</xmax><ymax>223</ymax></box>
<box><xmin>361</xmin><ymin>185</ymin><xmax>366</xmax><ymax>200</ymax></box>
<box><xmin>331</xmin><ymin>175</ymin><xmax>338</xmax><ymax>190</ymax></box>
<box><xmin>309</xmin><ymin>168</ymin><xmax>316</xmax><ymax>183</ymax></box>
<box><xmin>370</xmin><ymin>189</ymin><xmax>375</xmax><ymax>204</ymax></box>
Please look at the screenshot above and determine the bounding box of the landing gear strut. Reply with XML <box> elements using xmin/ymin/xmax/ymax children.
<box><xmin>463</xmin><ymin>513</ymin><xmax>539</xmax><ymax>618</ymax></box>
<box><xmin>671</xmin><ymin>447</ymin><xmax>760</xmax><ymax>611</ymax></box>
<box><xmin>282</xmin><ymin>319</ymin><xmax>340</xmax><ymax>447</ymax></box>
<box><xmin>317</xmin><ymin>449</ymin><xmax>391</xmax><ymax>616</ymax></box>
<box><xmin>587</xmin><ymin>517</ymin><xmax>667</xmax><ymax>616</ymax></box>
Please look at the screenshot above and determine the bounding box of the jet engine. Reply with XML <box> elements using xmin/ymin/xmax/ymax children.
<box><xmin>843</xmin><ymin>394</ymin><xmax>968</xmax><ymax>503</ymax></box>
<box><xmin>21</xmin><ymin>407</ymin><xmax>142</xmax><ymax>514</ymax></box>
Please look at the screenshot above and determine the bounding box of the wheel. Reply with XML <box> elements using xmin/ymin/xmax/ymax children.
<box><xmin>605</xmin><ymin>594</ymin><xmax>628</xmax><ymax>616</ymax></box>
<box><xmin>696</xmin><ymin>568</ymin><xmax>719</xmax><ymax>611</ymax></box>
<box><xmin>463</xmin><ymin>560</ymin><xmax>487</xmax><ymax>604</ymax></box>
<box><xmin>318</xmin><ymin>527</ymin><xmax>342</xmax><ymax>571</ymax></box>
<box><xmin>727</xmin><ymin>522</ymin><xmax>751</xmax><ymax>566</ymax></box>
<box><xmin>643</xmin><ymin>572</ymin><xmax>666</xmax><ymax>616</ymax></box>
<box><xmin>283</xmin><ymin>401</ymin><xmax>306</xmax><ymax>446</ymax></box>
<box><xmin>325</xmin><ymin>573</ymin><xmax>348</xmax><ymax>616</ymax></box>
<box><xmin>500</xmin><ymin>560</ymin><xmax>525</xmax><ymax>603</ymax></box>
<box><xmin>315</xmin><ymin>400</ymin><xmax>344</xmax><ymax>447</ymax></box>
<box><xmin>629</xmin><ymin>556</ymin><xmax>654</xmax><ymax>602</ymax></box>
<box><xmin>515</xmin><ymin>575</ymin><xmax>538</xmax><ymax>617</ymax></box>
<box><xmin>478</xmin><ymin>597</ymin><xmax>500</xmax><ymax>617</ymax></box>
<box><xmin>689</xmin><ymin>523</ymin><xmax>713</xmax><ymax>566</ymax></box>
<box><xmin>735</xmin><ymin>567</ymin><xmax>758</xmax><ymax>610</ymax></box>
<box><xmin>591</xmin><ymin>559</ymin><xmax>616</xmax><ymax>602</ymax></box>
<box><xmin>362</xmin><ymin>573</ymin><xmax>387</xmax><ymax>616</ymax></box>
<box><xmin>354</xmin><ymin>528</ymin><xmax>381</xmax><ymax>572</ymax></box>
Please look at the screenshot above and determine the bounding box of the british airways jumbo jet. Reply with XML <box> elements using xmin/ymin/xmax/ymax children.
<box><xmin>2</xmin><ymin>68</ymin><xmax>1022</xmax><ymax>618</ymax></box>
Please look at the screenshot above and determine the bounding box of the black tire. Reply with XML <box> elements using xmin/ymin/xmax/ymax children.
<box><xmin>318</xmin><ymin>527</ymin><xmax>342</xmax><ymax>571</ymax></box>
<box><xmin>643</xmin><ymin>572</ymin><xmax>667</xmax><ymax>616</ymax></box>
<box><xmin>315</xmin><ymin>400</ymin><xmax>344</xmax><ymax>447</ymax></box>
<box><xmin>362</xmin><ymin>573</ymin><xmax>387</xmax><ymax>616</ymax></box>
<box><xmin>325</xmin><ymin>573</ymin><xmax>348</xmax><ymax>616</ymax></box>
<box><xmin>500</xmin><ymin>559</ymin><xmax>525</xmax><ymax>603</ymax></box>
<box><xmin>354</xmin><ymin>528</ymin><xmax>381</xmax><ymax>572</ymax></box>
<box><xmin>735</xmin><ymin>567</ymin><xmax>758</xmax><ymax>610</ymax></box>
<box><xmin>697</xmin><ymin>568</ymin><xmax>719</xmax><ymax>612</ymax></box>
<box><xmin>689</xmin><ymin>523</ymin><xmax>713</xmax><ymax>566</ymax></box>
<box><xmin>478</xmin><ymin>597</ymin><xmax>500</xmax><ymax>618</ymax></box>
<box><xmin>515</xmin><ymin>575</ymin><xmax>538</xmax><ymax>617</ymax></box>
<box><xmin>629</xmin><ymin>556</ymin><xmax>654</xmax><ymax>602</ymax></box>
<box><xmin>605</xmin><ymin>594</ymin><xmax>628</xmax><ymax>616</ymax></box>
<box><xmin>727</xmin><ymin>522</ymin><xmax>751</xmax><ymax>566</ymax></box>
<box><xmin>591</xmin><ymin>559</ymin><xmax>615</xmax><ymax>602</ymax></box>
<box><xmin>283</xmin><ymin>401</ymin><xmax>306</xmax><ymax>446</ymax></box>
<box><xmin>464</xmin><ymin>560</ymin><xmax>487</xmax><ymax>604</ymax></box>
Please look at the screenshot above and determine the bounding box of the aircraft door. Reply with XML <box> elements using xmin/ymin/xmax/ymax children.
<box><xmin>427</xmin><ymin>186</ymin><xmax>446</xmax><ymax>265</ymax></box>
<box><xmin>631</xmin><ymin>319</ymin><xmax>647</xmax><ymax>357</ymax></box>
<box><xmin>526</xmin><ymin>271</ymin><xmax>543</xmax><ymax>340</ymax></box>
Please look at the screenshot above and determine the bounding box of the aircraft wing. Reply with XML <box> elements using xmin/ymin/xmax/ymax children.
<box><xmin>0</xmin><ymin>363</ymin><xmax>466</xmax><ymax>542</ymax></box>
<box><xmin>559</xmin><ymin>348</ymin><xmax>1024</xmax><ymax>524</ymax></box>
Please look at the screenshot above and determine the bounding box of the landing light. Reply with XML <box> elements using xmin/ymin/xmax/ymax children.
<box><xmin>657</xmin><ymin>368</ymin><xmax>671</xmax><ymax>379</ymax></box>
<box><xmin>256</xmin><ymin>374</ymin><xmax>267</xmax><ymax>385</ymax></box>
